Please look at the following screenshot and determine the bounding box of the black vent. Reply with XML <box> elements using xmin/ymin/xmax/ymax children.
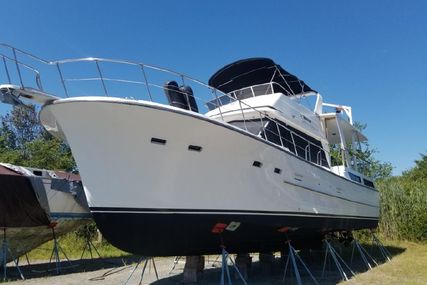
<box><xmin>252</xmin><ymin>161</ymin><xmax>262</xmax><ymax>168</ymax></box>
<box><xmin>274</xmin><ymin>168</ymin><xmax>281</xmax><ymax>174</ymax></box>
<box><xmin>151</xmin><ymin>137</ymin><xmax>167</xmax><ymax>145</ymax></box>
<box><xmin>188</xmin><ymin>145</ymin><xmax>202</xmax><ymax>152</ymax></box>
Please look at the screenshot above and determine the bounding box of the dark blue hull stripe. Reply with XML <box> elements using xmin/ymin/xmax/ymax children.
<box><xmin>90</xmin><ymin>207</ymin><xmax>378</xmax><ymax>220</ymax></box>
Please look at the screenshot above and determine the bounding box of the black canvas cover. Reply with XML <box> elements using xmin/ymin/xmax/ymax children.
<box><xmin>0</xmin><ymin>174</ymin><xmax>50</xmax><ymax>227</ymax></box>
<box><xmin>209</xmin><ymin>58</ymin><xmax>315</xmax><ymax>95</ymax></box>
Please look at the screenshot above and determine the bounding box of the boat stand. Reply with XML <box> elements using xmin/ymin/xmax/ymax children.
<box><xmin>209</xmin><ymin>254</ymin><xmax>222</xmax><ymax>267</ymax></box>
<box><xmin>282</xmin><ymin>241</ymin><xmax>318</xmax><ymax>285</ymax></box>
<box><xmin>350</xmin><ymin>239</ymin><xmax>378</xmax><ymax>270</ymax></box>
<box><xmin>15</xmin><ymin>253</ymin><xmax>31</xmax><ymax>268</ymax></box>
<box><xmin>123</xmin><ymin>256</ymin><xmax>158</xmax><ymax>285</ymax></box>
<box><xmin>219</xmin><ymin>246</ymin><xmax>248</xmax><ymax>285</ymax></box>
<box><xmin>48</xmin><ymin>227</ymin><xmax>73</xmax><ymax>274</ymax></box>
<box><xmin>168</xmin><ymin>256</ymin><xmax>182</xmax><ymax>274</ymax></box>
<box><xmin>321</xmin><ymin>240</ymin><xmax>355</xmax><ymax>282</ymax></box>
<box><xmin>371</xmin><ymin>234</ymin><xmax>391</xmax><ymax>262</ymax></box>
<box><xmin>80</xmin><ymin>230</ymin><xmax>102</xmax><ymax>260</ymax></box>
<box><xmin>1</xmin><ymin>228</ymin><xmax>24</xmax><ymax>281</ymax></box>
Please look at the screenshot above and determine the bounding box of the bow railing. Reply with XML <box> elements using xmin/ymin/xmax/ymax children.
<box><xmin>0</xmin><ymin>43</ymin><xmax>334</xmax><ymax>169</ymax></box>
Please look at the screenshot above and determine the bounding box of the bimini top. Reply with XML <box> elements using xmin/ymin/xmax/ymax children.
<box><xmin>208</xmin><ymin>58</ymin><xmax>316</xmax><ymax>95</ymax></box>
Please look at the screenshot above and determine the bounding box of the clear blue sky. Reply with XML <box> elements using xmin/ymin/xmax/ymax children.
<box><xmin>1</xmin><ymin>0</ymin><xmax>426</xmax><ymax>175</ymax></box>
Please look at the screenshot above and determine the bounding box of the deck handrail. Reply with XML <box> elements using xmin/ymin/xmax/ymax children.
<box><xmin>0</xmin><ymin>43</ymin><xmax>333</xmax><ymax>169</ymax></box>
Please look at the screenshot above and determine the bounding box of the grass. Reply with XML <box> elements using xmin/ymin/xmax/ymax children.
<box><xmin>25</xmin><ymin>231</ymin><xmax>129</xmax><ymax>260</ymax></box>
<box><xmin>342</xmin><ymin>240</ymin><xmax>427</xmax><ymax>285</ymax></box>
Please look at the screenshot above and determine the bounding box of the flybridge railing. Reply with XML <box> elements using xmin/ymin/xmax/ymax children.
<box><xmin>0</xmin><ymin>43</ymin><xmax>331</xmax><ymax>169</ymax></box>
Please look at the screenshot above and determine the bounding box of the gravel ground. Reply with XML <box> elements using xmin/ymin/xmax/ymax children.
<box><xmin>3</xmin><ymin>252</ymin><xmax>379</xmax><ymax>284</ymax></box>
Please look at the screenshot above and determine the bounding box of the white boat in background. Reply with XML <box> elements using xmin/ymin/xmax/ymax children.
<box><xmin>0</xmin><ymin>44</ymin><xmax>379</xmax><ymax>256</ymax></box>
<box><xmin>0</xmin><ymin>163</ymin><xmax>91</xmax><ymax>262</ymax></box>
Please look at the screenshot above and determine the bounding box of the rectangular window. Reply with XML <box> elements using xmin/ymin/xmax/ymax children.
<box><xmin>363</xmin><ymin>179</ymin><xmax>375</xmax><ymax>188</ymax></box>
<box><xmin>349</xmin><ymin>172</ymin><xmax>362</xmax><ymax>183</ymax></box>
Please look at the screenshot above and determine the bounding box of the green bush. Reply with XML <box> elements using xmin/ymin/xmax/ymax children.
<box><xmin>378</xmin><ymin>154</ymin><xmax>427</xmax><ymax>241</ymax></box>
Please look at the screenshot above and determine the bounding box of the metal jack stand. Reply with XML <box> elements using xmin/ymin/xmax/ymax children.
<box><xmin>350</xmin><ymin>239</ymin><xmax>378</xmax><ymax>270</ymax></box>
<box><xmin>282</xmin><ymin>242</ymin><xmax>318</xmax><ymax>285</ymax></box>
<box><xmin>371</xmin><ymin>234</ymin><xmax>391</xmax><ymax>262</ymax></box>
<box><xmin>1</xmin><ymin>228</ymin><xmax>24</xmax><ymax>281</ymax></box>
<box><xmin>219</xmin><ymin>246</ymin><xmax>248</xmax><ymax>285</ymax></box>
<box><xmin>15</xmin><ymin>253</ymin><xmax>31</xmax><ymax>268</ymax></box>
<box><xmin>321</xmin><ymin>240</ymin><xmax>355</xmax><ymax>282</ymax></box>
<box><xmin>48</xmin><ymin>226</ymin><xmax>73</xmax><ymax>274</ymax></box>
<box><xmin>80</xmin><ymin>230</ymin><xmax>102</xmax><ymax>260</ymax></box>
<box><xmin>123</xmin><ymin>257</ymin><xmax>158</xmax><ymax>285</ymax></box>
<box><xmin>210</xmin><ymin>254</ymin><xmax>222</xmax><ymax>267</ymax></box>
<box><xmin>168</xmin><ymin>256</ymin><xmax>182</xmax><ymax>274</ymax></box>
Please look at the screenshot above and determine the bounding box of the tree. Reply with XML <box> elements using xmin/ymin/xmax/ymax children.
<box><xmin>329</xmin><ymin>122</ymin><xmax>392</xmax><ymax>180</ymax></box>
<box><xmin>403</xmin><ymin>153</ymin><xmax>427</xmax><ymax>182</ymax></box>
<box><xmin>0</xmin><ymin>105</ymin><xmax>76</xmax><ymax>171</ymax></box>
<box><xmin>2</xmin><ymin>105</ymin><xmax>44</xmax><ymax>145</ymax></box>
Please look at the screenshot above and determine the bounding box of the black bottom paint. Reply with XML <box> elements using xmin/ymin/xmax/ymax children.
<box><xmin>91</xmin><ymin>209</ymin><xmax>378</xmax><ymax>256</ymax></box>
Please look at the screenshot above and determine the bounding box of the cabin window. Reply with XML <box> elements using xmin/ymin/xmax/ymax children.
<box><xmin>231</xmin><ymin>118</ymin><xmax>330</xmax><ymax>168</ymax></box>
<box><xmin>261</xmin><ymin>119</ymin><xmax>329</xmax><ymax>168</ymax></box>
<box><xmin>349</xmin><ymin>172</ymin><xmax>362</xmax><ymax>183</ymax></box>
<box><xmin>278</xmin><ymin>125</ymin><xmax>295</xmax><ymax>153</ymax></box>
<box><xmin>263</xmin><ymin>121</ymin><xmax>281</xmax><ymax>146</ymax></box>
<box><xmin>363</xmin><ymin>179</ymin><xmax>375</xmax><ymax>188</ymax></box>
<box><xmin>292</xmin><ymin>133</ymin><xmax>309</xmax><ymax>159</ymax></box>
<box><xmin>229</xmin><ymin>119</ymin><xmax>265</xmax><ymax>136</ymax></box>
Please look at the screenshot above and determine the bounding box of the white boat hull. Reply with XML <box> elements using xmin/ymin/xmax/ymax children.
<box><xmin>40</xmin><ymin>97</ymin><xmax>379</xmax><ymax>255</ymax></box>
